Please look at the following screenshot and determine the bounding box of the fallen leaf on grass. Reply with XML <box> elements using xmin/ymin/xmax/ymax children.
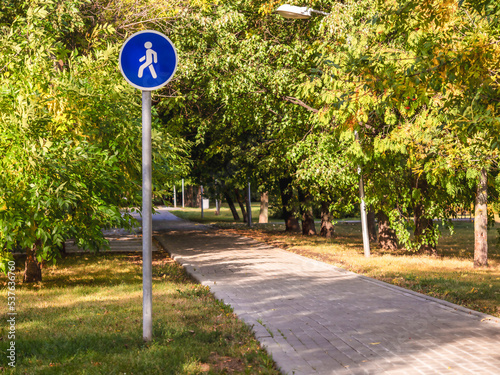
<box><xmin>200</xmin><ymin>363</ymin><xmax>210</xmax><ymax>372</ymax></box>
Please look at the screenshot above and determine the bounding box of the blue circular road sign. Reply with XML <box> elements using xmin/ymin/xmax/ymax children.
<box><xmin>119</xmin><ymin>30</ymin><xmax>178</xmax><ymax>91</ymax></box>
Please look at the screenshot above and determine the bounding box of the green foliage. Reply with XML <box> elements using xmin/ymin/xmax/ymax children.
<box><xmin>5</xmin><ymin>0</ymin><xmax>497</xmax><ymax>268</ymax></box>
<box><xmin>290</xmin><ymin>0</ymin><xmax>500</xmax><ymax>250</ymax></box>
<box><xmin>148</xmin><ymin>0</ymin><xmax>500</xmax><ymax>255</ymax></box>
<box><xmin>158</xmin><ymin>0</ymin><xmax>339</xmax><ymax>211</ymax></box>
<box><xmin>152</xmin><ymin>0</ymin><xmax>499</xmax><ymax>253</ymax></box>
<box><xmin>0</xmin><ymin>0</ymin><xmax>189</xmax><ymax>272</ymax></box>
<box><xmin>292</xmin><ymin>131</ymin><xmax>358</xmax><ymax>216</ymax></box>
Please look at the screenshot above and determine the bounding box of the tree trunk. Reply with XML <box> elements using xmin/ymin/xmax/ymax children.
<box><xmin>411</xmin><ymin>177</ymin><xmax>437</xmax><ymax>255</ymax></box>
<box><xmin>259</xmin><ymin>191</ymin><xmax>269</xmax><ymax>223</ymax></box>
<box><xmin>414</xmin><ymin>202</ymin><xmax>437</xmax><ymax>255</ymax></box>
<box><xmin>24</xmin><ymin>241</ymin><xmax>42</xmax><ymax>283</ymax></box>
<box><xmin>298</xmin><ymin>189</ymin><xmax>316</xmax><ymax>236</ymax></box>
<box><xmin>245</xmin><ymin>184</ymin><xmax>252</xmax><ymax>225</ymax></box>
<box><xmin>320</xmin><ymin>201</ymin><xmax>334</xmax><ymax>238</ymax></box>
<box><xmin>279</xmin><ymin>177</ymin><xmax>300</xmax><ymax>232</ymax></box>
<box><xmin>377</xmin><ymin>211</ymin><xmax>398</xmax><ymax>251</ymax></box>
<box><xmin>196</xmin><ymin>186</ymin><xmax>202</xmax><ymax>208</ymax></box>
<box><xmin>223</xmin><ymin>191</ymin><xmax>240</xmax><ymax>221</ymax></box>
<box><xmin>367</xmin><ymin>208</ymin><xmax>377</xmax><ymax>242</ymax></box>
<box><xmin>474</xmin><ymin>168</ymin><xmax>488</xmax><ymax>267</ymax></box>
<box><xmin>186</xmin><ymin>185</ymin><xmax>195</xmax><ymax>207</ymax></box>
<box><xmin>234</xmin><ymin>189</ymin><xmax>247</xmax><ymax>223</ymax></box>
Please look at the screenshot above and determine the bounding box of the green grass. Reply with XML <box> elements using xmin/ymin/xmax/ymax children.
<box><xmin>169</xmin><ymin>204</ymin><xmax>368</xmax><ymax>226</ymax></box>
<box><xmin>169</xmin><ymin>204</ymin><xmax>280</xmax><ymax>225</ymax></box>
<box><xmin>0</xmin><ymin>251</ymin><xmax>279</xmax><ymax>374</ymax></box>
<box><xmin>171</xmin><ymin>207</ymin><xmax>500</xmax><ymax>318</ymax></box>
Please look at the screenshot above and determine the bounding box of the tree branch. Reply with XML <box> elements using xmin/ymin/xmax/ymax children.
<box><xmin>283</xmin><ymin>96</ymin><xmax>319</xmax><ymax>113</ymax></box>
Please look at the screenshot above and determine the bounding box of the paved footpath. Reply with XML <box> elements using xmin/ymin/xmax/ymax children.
<box><xmin>151</xmin><ymin>209</ymin><xmax>500</xmax><ymax>375</ymax></box>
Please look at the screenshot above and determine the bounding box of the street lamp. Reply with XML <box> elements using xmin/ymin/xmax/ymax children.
<box><xmin>276</xmin><ymin>4</ymin><xmax>371</xmax><ymax>257</ymax></box>
<box><xmin>275</xmin><ymin>4</ymin><xmax>329</xmax><ymax>19</ymax></box>
<box><xmin>355</xmin><ymin>131</ymin><xmax>371</xmax><ymax>258</ymax></box>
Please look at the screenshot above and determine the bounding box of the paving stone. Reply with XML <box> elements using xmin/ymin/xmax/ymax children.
<box><xmin>151</xmin><ymin>209</ymin><xmax>500</xmax><ymax>375</ymax></box>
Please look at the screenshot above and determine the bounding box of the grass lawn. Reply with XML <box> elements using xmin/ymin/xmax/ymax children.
<box><xmin>0</xmin><ymin>249</ymin><xmax>278</xmax><ymax>374</ymax></box>
<box><xmin>172</xmin><ymin>205</ymin><xmax>500</xmax><ymax>318</ymax></box>
<box><xmin>168</xmin><ymin>204</ymin><xmax>268</xmax><ymax>225</ymax></box>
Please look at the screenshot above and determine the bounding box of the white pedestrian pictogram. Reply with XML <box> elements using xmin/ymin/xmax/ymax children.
<box><xmin>138</xmin><ymin>41</ymin><xmax>157</xmax><ymax>79</ymax></box>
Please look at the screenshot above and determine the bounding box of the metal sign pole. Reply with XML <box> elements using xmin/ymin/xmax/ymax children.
<box><xmin>142</xmin><ymin>90</ymin><xmax>153</xmax><ymax>341</ymax></box>
<box><xmin>119</xmin><ymin>29</ymin><xmax>178</xmax><ymax>343</ymax></box>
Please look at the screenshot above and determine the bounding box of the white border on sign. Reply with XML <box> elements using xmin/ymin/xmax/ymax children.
<box><xmin>119</xmin><ymin>30</ymin><xmax>178</xmax><ymax>91</ymax></box>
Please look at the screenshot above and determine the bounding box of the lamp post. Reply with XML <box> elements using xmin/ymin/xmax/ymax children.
<box><xmin>200</xmin><ymin>185</ymin><xmax>204</xmax><ymax>219</ymax></box>
<box><xmin>173</xmin><ymin>184</ymin><xmax>177</xmax><ymax>208</ymax></box>
<box><xmin>355</xmin><ymin>131</ymin><xmax>370</xmax><ymax>257</ymax></box>
<box><xmin>276</xmin><ymin>4</ymin><xmax>370</xmax><ymax>257</ymax></box>
<box><xmin>275</xmin><ymin>4</ymin><xmax>329</xmax><ymax>19</ymax></box>
<box><xmin>182</xmin><ymin>179</ymin><xmax>185</xmax><ymax>208</ymax></box>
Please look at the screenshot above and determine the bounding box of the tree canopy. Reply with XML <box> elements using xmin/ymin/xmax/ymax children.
<box><xmin>0</xmin><ymin>0</ymin><xmax>188</xmax><ymax>279</ymax></box>
<box><xmin>2</xmin><ymin>0</ymin><xmax>498</xmax><ymax>278</ymax></box>
<box><xmin>160</xmin><ymin>0</ymin><xmax>499</xmax><ymax>265</ymax></box>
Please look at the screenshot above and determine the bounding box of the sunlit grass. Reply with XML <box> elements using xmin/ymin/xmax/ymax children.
<box><xmin>169</xmin><ymin>204</ymin><xmax>280</xmax><ymax>225</ymax></box>
<box><xmin>0</xmin><ymin>252</ymin><xmax>278</xmax><ymax>374</ymax></box>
